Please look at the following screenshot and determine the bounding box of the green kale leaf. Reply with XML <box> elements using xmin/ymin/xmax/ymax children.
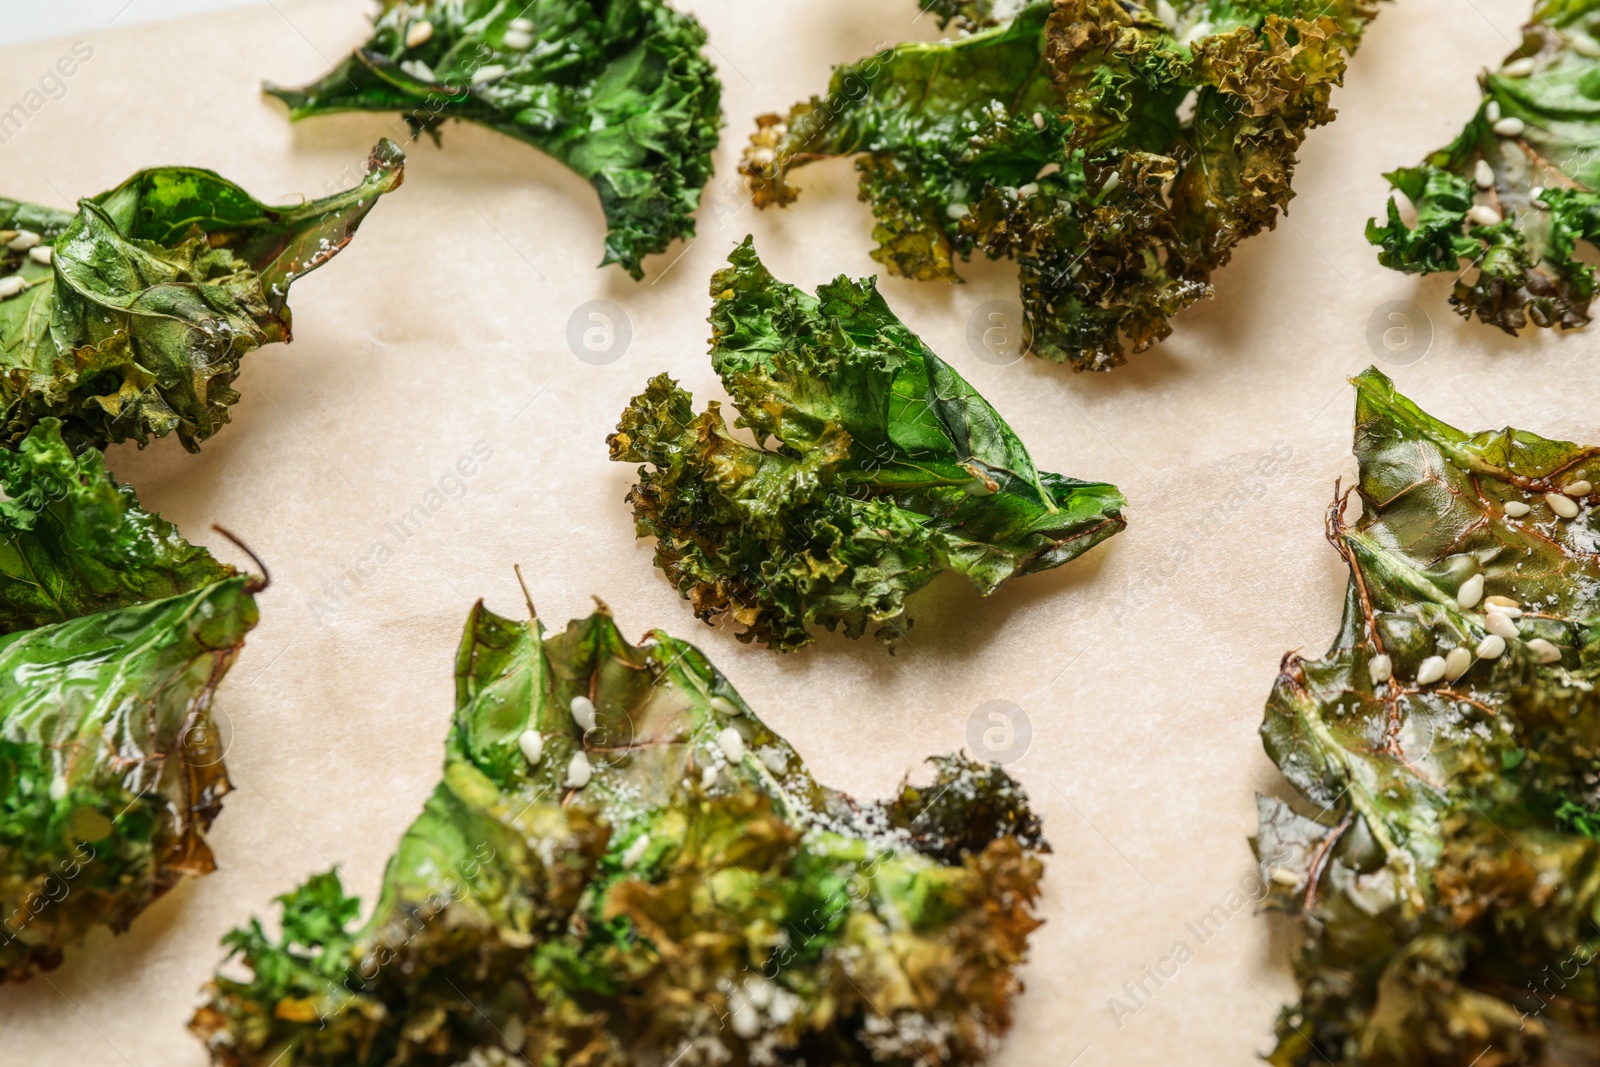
<box><xmin>0</xmin><ymin>141</ymin><xmax>404</xmax><ymax>453</ymax></box>
<box><xmin>1256</xmin><ymin>367</ymin><xmax>1600</xmax><ymax>1066</ymax></box>
<box><xmin>265</xmin><ymin>0</ymin><xmax>721</xmax><ymax>279</ymax></box>
<box><xmin>1368</xmin><ymin>0</ymin><xmax>1600</xmax><ymax>333</ymax></box>
<box><xmin>742</xmin><ymin>0</ymin><xmax>1379</xmax><ymax>371</ymax></box>
<box><xmin>192</xmin><ymin>598</ymin><xmax>1048</xmax><ymax>1066</ymax></box>
<box><xmin>0</xmin><ymin>419</ymin><xmax>231</xmax><ymax>634</ymax></box>
<box><xmin>0</xmin><ymin>572</ymin><xmax>260</xmax><ymax>981</ymax></box>
<box><xmin>607</xmin><ymin>237</ymin><xmax>1126</xmax><ymax>652</ymax></box>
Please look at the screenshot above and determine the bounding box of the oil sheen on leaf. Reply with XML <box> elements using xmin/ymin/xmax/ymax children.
<box><xmin>193</xmin><ymin>600</ymin><xmax>1048</xmax><ymax>1066</ymax></box>
<box><xmin>1256</xmin><ymin>367</ymin><xmax>1600</xmax><ymax>1065</ymax></box>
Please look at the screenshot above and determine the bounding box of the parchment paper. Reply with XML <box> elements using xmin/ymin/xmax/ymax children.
<box><xmin>0</xmin><ymin>1</ymin><xmax>1570</xmax><ymax>1063</ymax></box>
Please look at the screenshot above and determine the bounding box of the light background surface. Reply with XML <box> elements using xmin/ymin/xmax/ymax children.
<box><xmin>0</xmin><ymin>1</ymin><xmax>1573</xmax><ymax>1064</ymax></box>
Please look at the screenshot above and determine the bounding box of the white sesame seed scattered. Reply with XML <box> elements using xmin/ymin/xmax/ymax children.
<box><xmin>472</xmin><ymin>64</ymin><xmax>508</xmax><ymax>85</ymax></box>
<box><xmin>709</xmin><ymin>695</ymin><xmax>742</xmax><ymax>718</ymax></box>
<box><xmin>1564</xmin><ymin>479</ymin><xmax>1591</xmax><ymax>496</ymax></box>
<box><xmin>405</xmin><ymin>19</ymin><xmax>433</xmax><ymax>47</ymax></box>
<box><xmin>1467</xmin><ymin>204</ymin><xmax>1502</xmax><ymax>226</ymax></box>
<box><xmin>759</xmin><ymin>747</ymin><xmax>787</xmax><ymax>774</ymax></box>
<box><xmin>1443</xmin><ymin>646</ymin><xmax>1472</xmax><ymax>682</ymax></box>
<box><xmin>1037</xmin><ymin>162</ymin><xmax>1060</xmax><ymax>178</ymax></box>
<box><xmin>0</xmin><ymin>276</ymin><xmax>25</xmax><ymax>299</ymax></box>
<box><xmin>1155</xmin><ymin>0</ymin><xmax>1177</xmax><ymax>25</ymax></box>
<box><xmin>700</xmin><ymin>763</ymin><xmax>719</xmax><ymax>790</ymax></box>
<box><xmin>1485</xmin><ymin>100</ymin><xmax>1502</xmax><ymax>123</ymax></box>
<box><xmin>1531</xmin><ymin>186</ymin><xmax>1548</xmax><ymax>208</ymax></box>
<box><xmin>570</xmin><ymin>695</ymin><xmax>597</xmax><ymax>732</ymax></box>
<box><xmin>1456</xmin><ymin>573</ymin><xmax>1484</xmax><ymax>610</ymax></box>
<box><xmin>565</xmin><ymin>751</ymin><xmax>593</xmax><ymax>789</ymax></box>
<box><xmin>1476</xmin><ymin>634</ymin><xmax>1506</xmax><ymax>659</ymax></box>
<box><xmin>1485</xmin><ymin>611</ymin><xmax>1520</xmax><ymax>641</ymax></box>
<box><xmin>1369</xmin><ymin>653</ymin><xmax>1393</xmax><ymax>685</ymax></box>
<box><xmin>1032</xmin><ymin>111</ymin><xmax>1045</xmax><ymax>130</ymax></box>
<box><xmin>947</xmin><ymin>202</ymin><xmax>971</xmax><ymax>219</ymax></box>
<box><xmin>1484</xmin><ymin>595</ymin><xmax>1520</xmax><ymax>611</ymax></box>
<box><xmin>1501</xmin><ymin>57</ymin><xmax>1536</xmax><ymax>77</ymax></box>
<box><xmin>620</xmin><ymin>834</ymin><xmax>650</xmax><ymax>869</ymax></box>
<box><xmin>1494</xmin><ymin>117</ymin><xmax>1527</xmax><ymax>137</ymax></box>
<box><xmin>28</xmin><ymin>245</ymin><xmax>52</xmax><ymax>265</ymax></box>
<box><xmin>49</xmin><ymin>776</ymin><xmax>66</xmax><ymax>802</ymax></box>
<box><xmin>1545</xmin><ymin>491</ymin><xmax>1580</xmax><ymax>518</ymax></box>
<box><xmin>1572</xmin><ymin>35</ymin><xmax>1600</xmax><ymax>58</ymax></box>
<box><xmin>1527</xmin><ymin>637</ymin><xmax>1562</xmax><ymax>664</ymax></box>
<box><xmin>1474</xmin><ymin>159</ymin><xmax>1495</xmax><ymax>189</ymax></box>
<box><xmin>717</xmin><ymin>726</ymin><xmax>747</xmax><ymax>764</ymax></box>
<box><xmin>503</xmin><ymin>29</ymin><xmax>534</xmax><ymax>50</ymax></box>
<box><xmin>7</xmin><ymin>231</ymin><xmax>40</xmax><ymax>252</ymax></box>
<box><xmin>1416</xmin><ymin>655</ymin><xmax>1447</xmax><ymax>685</ymax></box>
<box><xmin>1504</xmin><ymin>500</ymin><xmax>1531</xmax><ymax>517</ymax></box>
<box><xmin>509</xmin><ymin>17</ymin><xmax>536</xmax><ymax>32</ymax></box>
<box><xmin>400</xmin><ymin>59</ymin><xmax>436</xmax><ymax>82</ymax></box>
<box><xmin>1268</xmin><ymin>866</ymin><xmax>1300</xmax><ymax>887</ymax></box>
<box><xmin>517</xmin><ymin>729</ymin><xmax>544</xmax><ymax>765</ymax></box>
<box><xmin>1017</xmin><ymin>182</ymin><xmax>1039</xmax><ymax>198</ymax></box>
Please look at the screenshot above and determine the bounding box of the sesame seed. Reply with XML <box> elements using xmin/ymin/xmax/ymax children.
<box><xmin>717</xmin><ymin>726</ymin><xmax>747</xmax><ymax>764</ymax></box>
<box><xmin>1456</xmin><ymin>573</ymin><xmax>1484</xmax><ymax>610</ymax></box>
<box><xmin>1368</xmin><ymin>653</ymin><xmax>1392</xmax><ymax>685</ymax></box>
<box><xmin>1156</xmin><ymin>0</ymin><xmax>1177</xmax><ymax>25</ymax></box>
<box><xmin>947</xmin><ymin>202</ymin><xmax>970</xmax><ymax>219</ymax></box>
<box><xmin>1573</xmin><ymin>35</ymin><xmax>1600</xmax><ymax>57</ymax></box>
<box><xmin>1501</xmin><ymin>57</ymin><xmax>1536</xmax><ymax>77</ymax></box>
<box><xmin>509</xmin><ymin>17</ymin><xmax>535</xmax><ymax>32</ymax></box>
<box><xmin>1443</xmin><ymin>646</ymin><xmax>1472</xmax><ymax>681</ymax></box>
<box><xmin>400</xmin><ymin>59</ymin><xmax>436</xmax><ymax>82</ymax></box>
<box><xmin>1504</xmin><ymin>500</ymin><xmax>1530</xmax><ymax>517</ymax></box>
<box><xmin>1485</xmin><ymin>100</ymin><xmax>1502</xmax><ymax>122</ymax></box>
<box><xmin>405</xmin><ymin>20</ymin><xmax>433</xmax><ymax>47</ymax></box>
<box><xmin>1475</xmin><ymin>634</ymin><xmax>1506</xmax><ymax>659</ymax></box>
<box><xmin>709</xmin><ymin>695</ymin><xmax>742</xmax><ymax>717</ymax></box>
<box><xmin>28</xmin><ymin>246</ymin><xmax>51</xmax><ymax>265</ymax></box>
<box><xmin>621</xmin><ymin>834</ymin><xmax>650</xmax><ymax>869</ymax></box>
<box><xmin>1268</xmin><ymin>866</ymin><xmax>1299</xmax><ymax>887</ymax></box>
<box><xmin>1017</xmin><ymin>182</ymin><xmax>1039</xmax><ymax>197</ymax></box>
<box><xmin>503</xmin><ymin>29</ymin><xmax>534</xmax><ymax>50</ymax></box>
<box><xmin>7</xmin><ymin>231</ymin><xmax>40</xmax><ymax>252</ymax></box>
<box><xmin>570</xmin><ymin>695</ymin><xmax>597</xmax><ymax>732</ymax></box>
<box><xmin>517</xmin><ymin>729</ymin><xmax>544</xmax><ymax>765</ymax></box>
<box><xmin>700</xmin><ymin>764</ymin><xmax>719</xmax><ymax>790</ymax></box>
<box><xmin>1474</xmin><ymin>160</ymin><xmax>1495</xmax><ymax>189</ymax></box>
<box><xmin>1416</xmin><ymin>655</ymin><xmax>1447</xmax><ymax>685</ymax></box>
<box><xmin>565</xmin><ymin>751</ymin><xmax>593</xmax><ymax>789</ymax></box>
<box><xmin>472</xmin><ymin>64</ymin><xmax>507</xmax><ymax>85</ymax></box>
<box><xmin>759</xmin><ymin>747</ymin><xmax>787</xmax><ymax>774</ymax></box>
<box><xmin>1527</xmin><ymin>638</ymin><xmax>1562</xmax><ymax>664</ymax></box>
<box><xmin>0</xmin><ymin>276</ymin><xmax>25</xmax><ymax>299</ymax></box>
<box><xmin>1545</xmin><ymin>491</ymin><xmax>1580</xmax><ymax>518</ymax></box>
<box><xmin>1494</xmin><ymin>117</ymin><xmax>1527</xmax><ymax>137</ymax></box>
<box><xmin>49</xmin><ymin>776</ymin><xmax>66</xmax><ymax>802</ymax></box>
<box><xmin>1565</xmin><ymin>479</ymin><xmax>1592</xmax><ymax>496</ymax></box>
<box><xmin>1033</xmin><ymin>111</ymin><xmax>1045</xmax><ymax>130</ymax></box>
<box><xmin>1485</xmin><ymin>611</ymin><xmax>1520</xmax><ymax>640</ymax></box>
<box><xmin>1467</xmin><ymin>204</ymin><xmax>1502</xmax><ymax>226</ymax></box>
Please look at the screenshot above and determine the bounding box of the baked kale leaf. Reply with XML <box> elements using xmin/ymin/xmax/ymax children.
<box><xmin>0</xmin><ymin>141</ymin><xmax>403</xmax><ymax>453</ymax></box>
<box><xmin>0</xmin><ymin>422</ymin><xmax>260</xmax><ymax>980</ymax></box>
<box><xmin>742</xmin><ymin>0</ymin><xmax>1379</xmax><ymax>371</ymax></box>
<box><xmin>1369</xmin><ymin>0</ymin><xmax>1600</xmax><ymax>333</ymax></box>
<box><xmin>607</xmin><ymin>238</ymin><xmax>1126</xmax><ymax>652</ymax></box>
<box><xmin>192</xmin><ymin>599</ymin><xmax>1048</xmax><ymax>1066</ymax></box>
<box><xmin>1257</xmin><ymin>367</ymin><xmax>1600</xmax><ymax>1066</ymax></box>
<box><xmin>266</xmin><ymin>0</ymin><xmax>721</xmax><ymax>279</ymax></box>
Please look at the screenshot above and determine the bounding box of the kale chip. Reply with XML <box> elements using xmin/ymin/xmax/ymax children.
<box><xmin>192</xmin><ymin>599</ymin><xmax>1048</xmax><ymax>1066</ymax></box>
<box><xmin>1369</xmin><ymin>0</ymin><xmax>1600</xmax><ymax>333</ymax></box>
<box><xmin>0</xmin><ymin>421</ymin><xmax>260</xmax><ymax>981</ymax></box>
<box><xmin>607</xmin><ymin>238</ymin><xmax>1126</xmax><ymax>652</ymax></box>
<box><xmin>1257</xmin><ymin>367</ymin><xmax>1600</xmax><ymax>1066</ymax></box>
<box><xmin>0</xmin><ymin>141</ymin><xmax>403</xmax><ymax>452</ymax></box>
<box><xmin>266</xmin><ymin>0</ymin><xmax>721</xmax><ymax>279</ymax></box>
<box><xmin>742</xmin><ymin>0</ymin><xmax>1379</xmax><ymax>371</ymax></box>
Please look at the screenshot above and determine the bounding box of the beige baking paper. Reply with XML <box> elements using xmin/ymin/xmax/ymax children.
<box><xmin>0</xmin><ymin>0</ymin><xmax>1575</xmax><ymax>1063</ymax></box>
